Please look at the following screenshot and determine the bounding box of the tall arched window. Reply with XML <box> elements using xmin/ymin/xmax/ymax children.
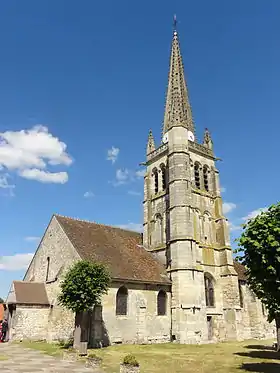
<box><xmin>194</xmin><ymin>162</ymin><xmax>201</xmax><ymax>189</ymax></box>
<box><xmin>160</xmin><ymin>164</ymin><xmax>166</xmax><ymax>191</ymax></box>
<box><xmin>204</xmin><ymin>274</ymin><xmax>215</xmax><ymax>307</ymax></box>
<box><xmin>157</xmin><ymin>290</ymin><xmax>167</xmax><ymax>315</ymax></box>
<box><xmin>203</xmin><ymin>165</ymin><xmax>209</xmax><ymax>191</ymax></box>
<box><xmin>46</xmin><ymin>257</ymin><xmax>50</xmax><ymax>282</ymax></box>
<box><xmin>153</xmin><ymin>168</ymin><xmax>159</xmax><ymax>194</ymax></box>
<box><xmin>116</xmin><ymin>286</ymin><xmax>128</xmax><ymax>315</ymax></box>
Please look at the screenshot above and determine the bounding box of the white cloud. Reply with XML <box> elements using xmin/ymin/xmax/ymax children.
<box><xmin>0</xmin><ymin>125</ymin><xmax>72</xmax><ymax>185</ymax></box>
<box><xmin>242</xmin><ymin>207</ymin><xmax>268</xmax><ymax>221</ymax></box>
<box><xmin>117</xmin><ymin>222</ymin><xmax>143</xmax><ymax>233</ymax></box>
<box><xmin>107</xmin><ymin>146</ymin><xmax>119</xmax><ymax>164</ymax></box>
<box><xmin>24</xmin><ymin>236</ymin><xmax>40</xmax><ymax>242</ymax></box>
<box><xmin>84</xmin><ymin>191</ymin><xmax>94</xmax><ymax>198</ymax></box>
<box><xmin>19</xmin><ymin>169</ymin><xmax>68</xmax><ymax>184</ymax></box>
<box><xmin>222</xmin><ymin>202</ymin><xmax>237</xmax><ymax>215</ymax></box>
<box><xmin>128</xmin><ymin>190</ymin><xmax>141</xmax><ymax>196</ymax></box>
<box><xmin>0</xmin><ymin>253</ymin><xmax>34</xmax><ymax>271</ymax></box>
<box><xmin>135</xmin><ymin>169</ymin><xmax>145</xmax><ymax>178</ymax></box>
<box><xmin>0</xmin><ymin>174</ymin><xmax>15</xmax><ymax>190</ymax></box>
<box><xmin>111</xmin><ymin>168</ymin><xmax>146</xmax><ymax>187</ymax></box>
<box><xmin>111</xmin><ymin>168</ymin><xmax>130</xmax><ymax>186</ymax></box>
<box><xmin>229</xmin><ymin>221</ymin><xmax>242</xmax><ymax>232</ymax></box>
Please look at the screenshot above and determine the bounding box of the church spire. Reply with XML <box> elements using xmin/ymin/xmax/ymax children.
<box><xmin>163</xmin><ymin>20</ymin><xmax>194</xmax><ymax>137</ymax></box>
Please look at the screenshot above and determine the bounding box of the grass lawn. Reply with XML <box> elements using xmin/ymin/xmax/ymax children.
<box><xmin>19</xmin><ymin>339</ymin><xmax>280</xmax><ymax>373</ymax></box>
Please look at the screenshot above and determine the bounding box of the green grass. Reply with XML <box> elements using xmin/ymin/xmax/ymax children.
<box><xmin>18</xmin><ymin>339</ymin><xmax>280</xmax><ymax>373</ymax></box>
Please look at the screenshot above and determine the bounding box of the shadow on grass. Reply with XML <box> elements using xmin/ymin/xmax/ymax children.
<box><xmin>245</xmin><ymin>345</ymin><xmax>275</xmax><ymax>351</ymax></box>
<box><xmin>235</xmin><ymin>351</ymin><xmax>280</xmax><ymax>360</ymax></box>
<box><xmin>240</xmin><ymin>362</ymin><xmax>280</xmax><ymax>372</ymax></box>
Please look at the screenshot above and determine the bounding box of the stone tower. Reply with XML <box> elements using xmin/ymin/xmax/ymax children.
<box><xmin>143</xmin><ymin>26</ymin><xmax>240</xmax><ymax>343</ymax></box>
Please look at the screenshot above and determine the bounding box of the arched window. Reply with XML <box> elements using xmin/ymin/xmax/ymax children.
<box><xmin>203</xmin><ymin>165</ymin><xmax>209</xmax><ymax>191</ymax></box>
<box><xmin>194</xmin><ymin>162</ymin><xmax>201</xmax><ymax>189</ymax></box>
<box><xmin>157</xmin><ymin>290</ymin><xmax>167</xmax><ymax>315</ymax></box>
<box><xmin>153</xmin><ymin>168</ymin><xmax>159</xmax><ymax>194</ymax></box>
<box><xmin>160</xmin><ymin>164</ymin><xmax>166</xmax><ymax>191</ymax></box>
<box><xmin>204</xmin><ymin>274</ymin><xmax>215</xmax><ymax>307</ymax></box>
<box><xmin>116</xmin><ymin>286</ymin><xmax>128</xmax><ymax>315</ymax></box>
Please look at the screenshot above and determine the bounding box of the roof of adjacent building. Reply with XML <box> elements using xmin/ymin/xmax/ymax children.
<box><xmin>233</xmin><ymin>260</ymin><xmax>247</xmax><ymax>281</ymax></box>
<box><xmin>55</xmin><ymin>215</ymin><xmax>172</xmax><ymax>285</ymax></box>
<box><xmin>11</xmin><ymin>281</ymin><xmax>49</xmax><ymax>305</ymax></box>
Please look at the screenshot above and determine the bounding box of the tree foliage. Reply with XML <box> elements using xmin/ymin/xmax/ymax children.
<box><xmin>236</xmin><ymin>203</ymin><xmax>280</xmax><ymax>322</ymax></box>
<box><xmin>0</xmin><ymin>297</ymin><xmax>4</xmax><ymax>304</ymax></box>
<box><xmin>58</xmin><ymin>260</ymin><xmax>111</xmax><ymax>313</ymax></box>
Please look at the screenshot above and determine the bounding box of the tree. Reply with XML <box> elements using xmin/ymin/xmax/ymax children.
<box><xmin>236</xmin><ymin>203</ymin><xmax>280</xmax><ymax>351</ymax></box>
<box><xmin>58</xmin><ymin>260</ymin><xmax>111</xmax><ymax>352</ymax></box>
<box><xmin>0</xmin><ymin>297</ymin><xmax>4</xmax><ymax>304</ymax></box>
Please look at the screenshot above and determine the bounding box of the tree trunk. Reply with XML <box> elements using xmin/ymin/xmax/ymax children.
<box><xmin>73</xmin><ymin>311</ymin><xmax>89</xmax><ymax>355</ymax></box>
<box><xmin>275</xmin><ymin>316</ymin><xmax>280</xmax><ymax>352</ymax></box>
<box><xmin>73</xmin><ymin>312</ymin><xmax>82</xmax><ymax>350</ymax></box>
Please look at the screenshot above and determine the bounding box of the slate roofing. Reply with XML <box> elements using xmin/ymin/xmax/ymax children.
<box><xmin>11</xmin><ymin>281</ymin><xmax>49</xmax><ymax>305</ymax></box>
<box><xmin>55</xmin><ymin>215</ymin><xmax>172</xmax><ymax>285</ymax></box>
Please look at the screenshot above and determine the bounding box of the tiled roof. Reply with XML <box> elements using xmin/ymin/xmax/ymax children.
<box><xmin>233</xmin><ymin>260</ymin><xmax>247</xmax><ymax>281</ymax></box>
<box><xmin>55</xmin><ymin>215</ymin><xmax>171</xmax><ymax>285</ymax></box>
<box><xmin>12</xmin><ymin>281</ymin><xmax>49</xmax><ymax>305</ymax></box>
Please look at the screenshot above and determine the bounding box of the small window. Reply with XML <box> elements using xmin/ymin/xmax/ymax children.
<box><xmin>116</xmin><ymin>286</ymin><xmax>128</xmax><ymax>315</ymax></box>
<box><xmin>204</xmin><ymin>274</ymin><xmax>215</xmax><ymax>307</ymax></box>
<box><xmin>157</xmin><ymin>290</ymin><xmax>167</xmax><ymax>315</ymax></box>
<box><xmin>203</xmin><ymin>166</ymin><xmax>209</xmax><ymax>191</ymax></box>
<box><xmin>194</xmin><ymin>163</ymin><xmax>200</xmax><ymax>189</ymax></box>
<box><xmin>46</xmin><ymin>257</ymin><xmax>50</xmax><ymax>282</ymax></box>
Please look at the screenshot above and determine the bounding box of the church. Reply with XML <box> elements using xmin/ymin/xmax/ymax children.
<box><xmin>6</xmin><ymin>27</ymin><xmax>275</xmax><ymax>345</ymax></box>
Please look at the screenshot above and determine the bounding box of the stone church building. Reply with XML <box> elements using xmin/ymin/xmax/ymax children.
<box><xmin>6</xmin><ymin>28</ymin><xmax>275</xmax><ymax>345</ymax></box>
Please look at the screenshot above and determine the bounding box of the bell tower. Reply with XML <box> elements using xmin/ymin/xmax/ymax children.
<box><xmin>142</xmin><ymin>22</ymin><xmax>240</xmax><ymax>343</ymax></box>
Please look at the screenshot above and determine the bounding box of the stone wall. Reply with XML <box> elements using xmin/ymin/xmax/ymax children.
<box><xmin>23</xmin><ymin>216</ymin><xmax>81</xmax><ymax>342</ymax></box>
<box><xmin>98</xmin><ymin>282</ymin><xmax>171</xmax><ymax>345</ymax></box>
<box><xmin>11</xmin><ymin>305</ymin><xmax>49</xmax><ymax>341</ymax></box>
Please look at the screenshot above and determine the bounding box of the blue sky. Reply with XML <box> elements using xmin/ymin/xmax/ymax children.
<box><xmin>0</xmin><ymin>0</ymin><xmax>279</xmax><ymax>298</ymax></box>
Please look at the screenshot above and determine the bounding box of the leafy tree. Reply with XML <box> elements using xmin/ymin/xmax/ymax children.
<box><xmin>58</xmin><ymin>260</ymin><xmax>111</xmax><ymax>351</ymax></box>
<box><xmin>236</xmin><ymin>203</ymin><xmax>280</xmax><ymax>350</ymax></box>
<box><xmin>0</xmin><ymin>297</ymin><xmax>4</xmax><ymax>304</ymax></box>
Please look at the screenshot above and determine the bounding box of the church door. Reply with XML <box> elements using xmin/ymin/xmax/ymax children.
<box><xmin>207</xmin><ymin>316</ymin><xmax>213</xmax><ymax>340</ymax></box>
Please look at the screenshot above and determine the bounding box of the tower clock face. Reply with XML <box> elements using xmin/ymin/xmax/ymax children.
<box><xmin>188</xmin><ymin>131</ymin><xmax>195</xmax><ymax>142</ymax></box>
<box><xmin>163</xmin><ymin>133</ymin><xmax>169</xmax><ymax>144</ymax></box>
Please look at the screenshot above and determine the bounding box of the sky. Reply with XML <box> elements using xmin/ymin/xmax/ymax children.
<box><xmin>0</xmin><ymin>0</ymin><xmax>279</xmax><ymax>299</ymax></box>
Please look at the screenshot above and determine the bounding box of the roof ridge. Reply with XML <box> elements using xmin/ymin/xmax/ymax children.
<box><xmin>54</xmin><ymin>214</ymin><xmax>142</xmax><ymax>235</ymax></box>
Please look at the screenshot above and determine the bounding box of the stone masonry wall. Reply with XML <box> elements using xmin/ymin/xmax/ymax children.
<box><xmin>11</xmin><ymin>306</ymin><xmax>49</xmax><ymax>341</ymax></box>
<box><xmin>99</xmin><ymin>282</ymin><xmax>171</xmax><ymax>345</ymax></box>
<box><xmin>23</xmin><ymin>216</ymin><xmax>81</xmax><ymax>342</ymax></box>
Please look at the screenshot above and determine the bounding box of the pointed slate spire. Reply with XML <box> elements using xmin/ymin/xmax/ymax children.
<box><xmin>146</xmin><ymin>130</ymin><xmax>156</xmax><ymax>155</ymax></box>
<box><xmin>203</xmin><ymin>128</ymin><xmax>213</xmax><ymax>150</ymax></box>
<box><xmin>163</xmin><ymin>24</ymin><xmax>194</xmax><ymax>136</ymax></box>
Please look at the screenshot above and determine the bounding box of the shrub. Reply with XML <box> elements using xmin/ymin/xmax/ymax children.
<box><xmin>88</xmin><ymin>352</ymin><xmax>102</xmax><ymax>361</ymax></box>
<box><xmin>123</xmin><ymin>354</ymin><xmax>139</xmax><ymax>367</ymax></box>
